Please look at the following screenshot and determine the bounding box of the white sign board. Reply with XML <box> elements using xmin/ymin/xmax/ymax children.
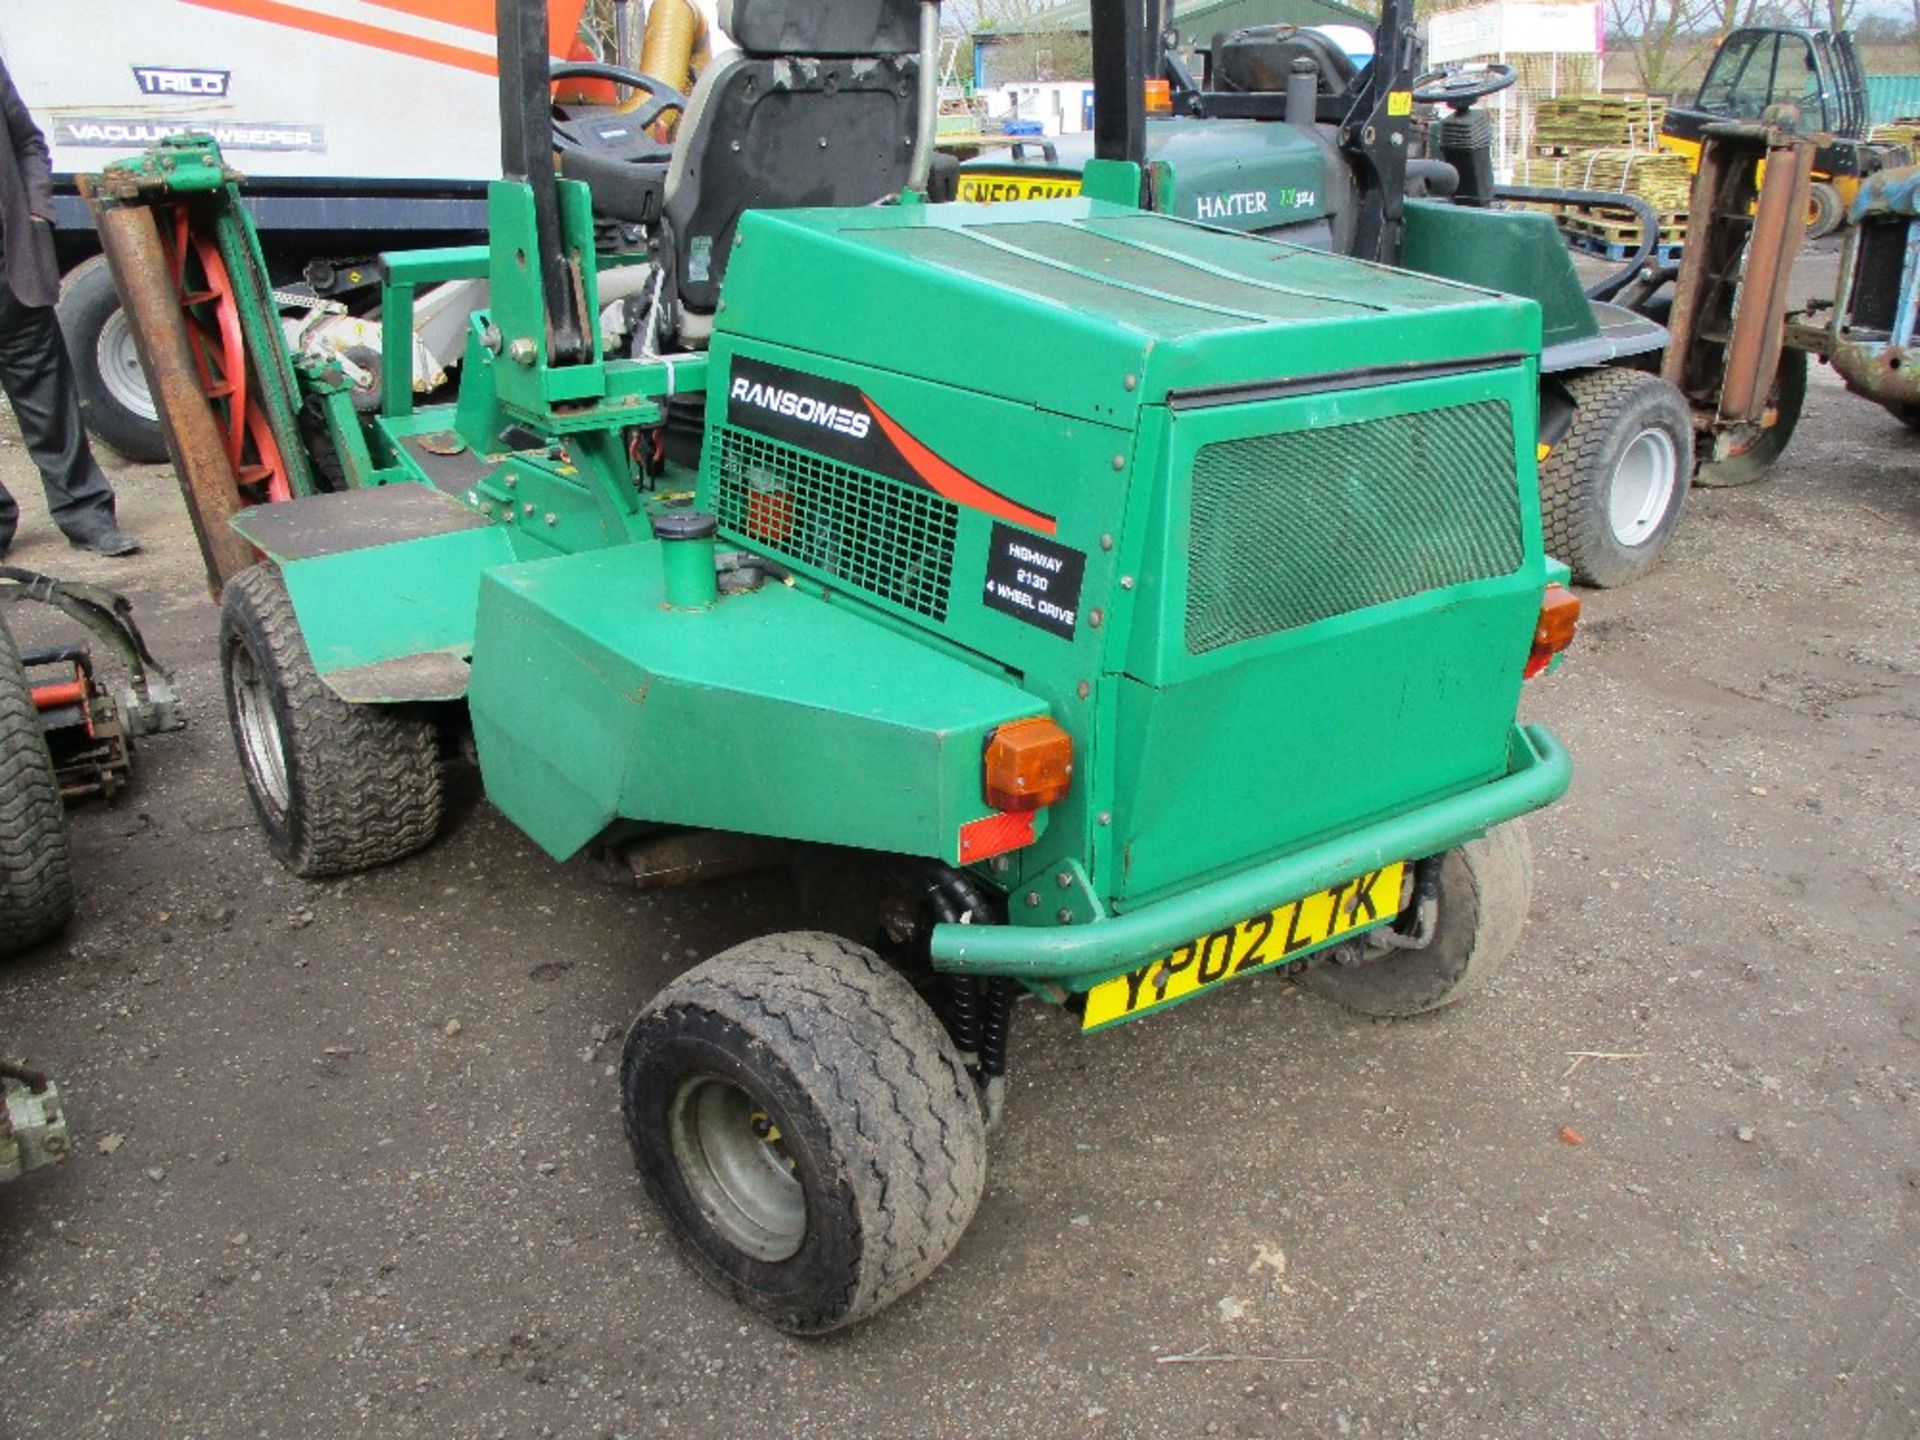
<box><xmin>1427</xmin><ymin>3</ymin><xmax>1602</xmax><ymax>65</ymax></box>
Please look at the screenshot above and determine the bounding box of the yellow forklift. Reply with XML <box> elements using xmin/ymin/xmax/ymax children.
<box><xmin>1659</xmin><ymin>25</ymin><xmax>1904</xmax><ymax>236</ymax></box>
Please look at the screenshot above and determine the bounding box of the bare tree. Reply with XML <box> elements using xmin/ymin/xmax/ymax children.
<box><xmin>1608</xmin><ymin>0</ymin><xmax>1707</xmax><ymax>91</ymax></box>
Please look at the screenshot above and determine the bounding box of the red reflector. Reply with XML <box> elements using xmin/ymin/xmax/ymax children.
<box><xmin>958</xmin><ymin>810</ymin><xmax>1036</xmax><ymax>864</ymax></box>
<box><xmin>1525</xmin><ymin>583</ymin><xmax>1582</xmax><ymax>679</ymax></box>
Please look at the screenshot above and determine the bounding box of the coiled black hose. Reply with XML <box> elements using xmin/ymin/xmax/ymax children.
<box><xmin>979</xmin><ymin>979</ymin><xmax>1017</xmax><ymax>1080</ymax></box>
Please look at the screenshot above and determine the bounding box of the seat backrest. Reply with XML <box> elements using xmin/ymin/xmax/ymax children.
<box><xmin>663</xmin><ymin>0</ymin><xmax>923</xmax><ymax>328</ymax></box>
<box><xmin>1212</xmin><ymin>25</ymin><xmax>1358</xmax><ymax>98</ymax></box>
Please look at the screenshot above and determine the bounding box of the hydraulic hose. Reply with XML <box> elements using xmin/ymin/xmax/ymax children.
<box><xmin>637</xmin><ymin>0</ymin><xmax>703</xmax><ymax>95</ymax></box>
<box><xmin>907</xmin><ymin>0</ymin><xmax>941</xmax><ymax>194</ymax></box>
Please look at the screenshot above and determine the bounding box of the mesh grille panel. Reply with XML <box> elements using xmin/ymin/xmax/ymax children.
<box><xmin>1187</xmin><ymin>401</ymin><xmax>1522</xmax><ymax>653</ymax></box>
<box><xmin>712</xmin><ymin>427</ymin><xmax>958</xmax><ymax>621</ymax></box>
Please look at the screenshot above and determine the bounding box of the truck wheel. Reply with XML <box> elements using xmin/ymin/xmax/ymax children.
<box><xmin>621</xmin><ymin>931</ymin><xmax>987</xmax><ymax>1334</ymax></box>
<box><xmin>1694</xmin><ymin>347</ymin><xmax>1809</xmax><ymax>488</ymax></box>
<box><xmin>1540</xmin><ymin>367</ymin><xmax>1693</xmax><ymax>588</ymax></box>
<box><xmin>0</xmin><ymin>619</ymin><xmax>75</xmax><ymax>957</ymax></box>
<box><xmin>219</xmin><ymin>563</ymin><xmax>444</xmax><ymax>878</ymax></box>
<box><xmin>1806</xmin><ymin>181</ymin><xmax>1843</xmax><ymax>240</ymax></box>
<box><xmin>58</xmin><ymin>256</ymin><xmax>168</xmax><ymax>464</ymax></box>
<box><xmin>1302</xmin><ymin>821</ymin><xmax>1532</xmax><ymax>1018</ymax></box>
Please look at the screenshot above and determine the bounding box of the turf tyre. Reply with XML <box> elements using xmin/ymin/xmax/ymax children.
<box><xmin>1540</xmin><ymin>367</ymin><xmax>1694</xmax><ymax>588</ymax></box>
<box><xmin>621</xmin><ymin>931</ymin><xmax>987</xmax><ymax>1334</ymax></box>
<box><xmin>219</xmin><ymin>563</ymin><xmax>444</xmax><ymax>878</ymax></box>
<box><xmin>58</xmin><ymin>255</ymin><xmax>168</xmax><ymax>464</ymax></box>
<box><xmin>1302</xmin><ymin>821</ymin><xmax>1533</xmax><ymax>1018</ymax></box>
<box><xmin>0</xmin><ymin>618</ymin><xmax>75</xmax><ymax>957</ymax></box>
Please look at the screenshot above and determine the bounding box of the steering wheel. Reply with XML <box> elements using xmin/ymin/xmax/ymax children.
<box><xmin>1411</xmin><ymin>64</ymin><xmax>1518</xmax><ymax>112</ymax></box>
<box><xmin>550</xmin><ymin>61</ymin><xmax>689</xmax><ymax>164</ymax></box>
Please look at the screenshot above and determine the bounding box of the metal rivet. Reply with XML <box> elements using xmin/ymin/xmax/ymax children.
<box><xmin>544</xmin><ymin>512</ymin><xmax>557</xmax><ymax>526</ymax></box>
<box><xmin>1089</xmin><ymin>608</ymin><xmax>1104</xmax><ymax>628</ymax></box>
<box><xmin>1056</xmin><ymin>871</ymin><xmax>1072</xmax><ymax>889</ymax></box>
<box><xmin>1024</xmin><ymin>891</ymin><xmax>1041</xmax><ymax>908</ymax></box>
<box><xmin>505</xmin><ymin>474</ymin><xmax>517</xmax><ymax>489</ymax></box>
<box><xmin>1111</xmin><ymin>454</ymin><xmax>1126</xmax><ymax>471</ymax></box>
<box><xmin>480</xmin><ymin>502</ymin><xmax>493</xmax><ymax>517</ymax></box>
<box><xmin>730</xmin><ymin>139</ymin><xmax>742</xmax><ymax>152</ymax></box>
<box><xmin>1119</xmin><ymin>576</ymin><xmax>1135</xmax><ymax>590</ymax></box>
<box><xmin>1056</xmin><ymin>909</ymin><xmax>1074</xmax><ymax>925</ymax></box>
<box><xmin>1124</xmin><ymin>374</ymin><xmax>1137</xmax><ymax>391</ymax></box>
<box><xmin>819</xmin><ymin>137</ymin><xmax>828</xmax><ymax>148</ymax></box>
<box><xmin>1100</xmin><ymin>533</ymin><xmax>1114</xmax><ymax>552</ymax></box>
<box><xmin>1097</xmin><ymin>811</ymin><xmax>1112</xmax><ymax>826</ymax></box>
<box><xmin>1076</xmin><ymin>681</ymin><xmax>1090</xmax><ymax>700</ymax></box>
<box><xmin>991</xmin><ymin>856</ymin><xmax>1011</xmax><ymax>874</ymax></box>
<box><xmin>523</xmin><ymin>502</ymin><xmax>534</xmax><ymax>517</ymax></box>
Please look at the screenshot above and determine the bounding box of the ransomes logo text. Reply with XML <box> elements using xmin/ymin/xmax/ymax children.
<box><xmin>730</xmin><ymin>377</ymin><xmax>871</xmax><ymax>439</ymax></box>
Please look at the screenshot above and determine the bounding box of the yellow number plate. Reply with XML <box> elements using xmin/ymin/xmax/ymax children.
<box><xmin>955</xmin><ymin>172</ymin><xmax>1084</xmax><ymax>203</ymax></box>
<box><xmin>1081</xmin><ymin>862</ymin><xmax>1407</xmax><ymax>1032</ymax></box>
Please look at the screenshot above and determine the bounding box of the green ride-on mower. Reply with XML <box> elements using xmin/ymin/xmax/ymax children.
<box><xmin>92</xmin><ymin>0</ymin><xmax>1578</xmax><ymax>1331</ymax></box>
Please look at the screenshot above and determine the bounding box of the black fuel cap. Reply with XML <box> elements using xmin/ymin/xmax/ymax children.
<box><xmin>651</xmin><ymin>509</ymin><xmax>719</xmax><ymax>541</ymax></box>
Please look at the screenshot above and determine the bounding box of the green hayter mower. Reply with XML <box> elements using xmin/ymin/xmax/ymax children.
<box><xmin>92</xmin><ymin>0</ymin><xmax>1578</xmax><ymax>1331</ymax></box>
<box><xmin>955</xmin><ymin>0</ymin><xmax>1832</xmax><ymax>585</ymax></box>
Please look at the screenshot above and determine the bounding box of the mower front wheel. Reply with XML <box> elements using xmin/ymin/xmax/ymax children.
<box><xmin>1540</xmin><ymin>367</ymin><xmax>1694</xmax><ymax>588</ymax></box>
<box><xmin>0</xmin><ymin>618</ymin><xmax>75</xmax><ymax>957</ymax></box>
<box><xmin>219</xmin><ymin>564</ymin><xmax>445</xmax><ymax>878</ymax></box>
<box><xmin>1302</xmin><ymin>820</ymin><xmax>1533</xmax><ymax>1018</ymax></box>
<box><xmin>621</xmin><ymin>931</ymin><xmax>987</xmax><ymax>1334</ymax></box>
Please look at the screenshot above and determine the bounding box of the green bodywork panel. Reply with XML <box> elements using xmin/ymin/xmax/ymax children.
<box><xmin>1401</xmin><ymin>200</ymin><xmax>1598</xmax><ymax>348</ymax></box>
<box><xmin>467</xmin><ymin>544</ymin><xmax>1043</xmax><ymax>862</ymax></box>
<box><xmin>971</xmin><ymin>120</ymin><xmax>1337</xmax><ymax>231</ymax></box>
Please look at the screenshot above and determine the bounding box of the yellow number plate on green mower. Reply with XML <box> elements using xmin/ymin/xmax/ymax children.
<box><xmin>1081</xmin><ymin>862</ymin><xmax>1407</xmax><ymax>1032</ymax></box>
<box><xmin>954</xmin><ymin>172</ymin><xmax>1084</xmax><ymax>203</ymax></box>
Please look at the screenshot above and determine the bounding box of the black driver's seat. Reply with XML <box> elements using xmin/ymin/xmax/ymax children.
<box><xmin>565</xmin><ymin>0</ymin><xmax>925</xmax><ymax>348</ymax></box>
<box><xmin>1211</xmin><ymin>24</ymin><xmax>1359</xmax><ymax>100</ymax></box>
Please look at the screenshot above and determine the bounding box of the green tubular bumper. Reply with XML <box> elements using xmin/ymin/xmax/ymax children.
<box><xmin>929</xmin><ymin>723</ymin><xmax>1570</xmax><ymax>983</ymax></box>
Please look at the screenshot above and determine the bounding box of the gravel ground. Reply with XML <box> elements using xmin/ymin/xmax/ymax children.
<box><xmin>0</xmin><ymin>280</ymin><xmax>1915</xmax><ymax>1439</ymax></box>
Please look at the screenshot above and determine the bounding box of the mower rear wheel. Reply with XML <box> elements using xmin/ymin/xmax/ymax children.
<box><xmin>621</xmin><ymin>931</ymin><xmax>986</xmax><ymax>1334</ymax></box>
<box><xmin>0</xmin><ymin>618</ymin><xmax>75</xmax><ymax>957</ymax></box>
<box><xmin>1694</xmin><ymin>347</ymin><xmax>1809</xmax><ymax>488</ymax></box>
<box><xmin>219</xmin><ymin>564</ymin><xmax>444</xmax><ymax>878</ymax></box>
<box><xmin>1540</xmin><ymin>367</ymin><xmax>1693</xmax><ymax>588</ymax></box>
<box><xmin>1302</xmin><ymin>821</ymin><xmax>1532</xmax><ymax>1018</ymax></box>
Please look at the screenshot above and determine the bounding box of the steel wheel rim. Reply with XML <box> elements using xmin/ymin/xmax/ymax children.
<box><xmin>669</xmin><ymin>1075</ymin><xmax>806</xmax><ymax>1262</ymax></box>
<box><xmin>97</xmin><ymin>308</ymin><xmax>158</xmax><ymax>422</ymax></box>
<box><xmin>228</xmin><ymin>636</ymin><xmax>290</xmax><ymax>816</ymax></box>
<box><xmin>1609</xmin><ymin>426</ymin><xmax>1678</xmax><ymax>548</ymax></box>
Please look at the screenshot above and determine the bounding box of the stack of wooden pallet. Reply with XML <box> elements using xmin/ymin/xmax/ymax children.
<box><xmin>1531</xmin><ymin>93</ymin><xmax>1668</xmax><ymax>154</ymax></box>
<box><xmin>1517</xmin><ymin>94</ymin><xmax>1690</xmax><ymax>257</ymax></box>
<box><xmin>1867</xmin><ymin>119</ymin><xmax>1920</xmax><ymax>151</ymax></box>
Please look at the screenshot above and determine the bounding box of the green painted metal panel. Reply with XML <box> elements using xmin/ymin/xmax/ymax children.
<box><xmin>280</xmin><ymin>524</ymin><xmax>518</xmax><ymax>686</ymax></box>
<box><xmin>466</xmin><ymin>545</ymin><xmax>1047</xmax><ymax>863</ymax></box>
<box><xmin>720</xmin><ymin>200</ymin><xmax>1541</xmax><ymax>429</ymax></box>
<box><xmin>1401</xmin><ymin>200</ymin><xmax>1598</xmax><ymax>348</ymax></box>
<box><xmin>1110</xmin><ymin>361</ymin><xmax>1545</xmax><ymax>905</ymax></box>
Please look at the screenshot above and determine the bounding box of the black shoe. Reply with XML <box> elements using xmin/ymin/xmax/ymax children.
<box><xmin>68</xmin><ymin>526</ymin><xmax>141</xmax><ymax>557</ymax></box>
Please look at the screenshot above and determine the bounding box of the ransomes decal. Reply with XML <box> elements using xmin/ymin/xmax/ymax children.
<box><xmin>726</xmin><ymin>356</ymin><xmax>1056</xmax><ymax>534</ymax></box>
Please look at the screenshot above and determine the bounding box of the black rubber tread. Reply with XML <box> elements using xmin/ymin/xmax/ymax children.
<box><xmin>219</xmin><ymin>563</ymin><xmax>444</xmax><ymax>878</ymax></box>
<box><xmin>1806</xmin><ymin>181</ymin><xmax>1843</xmax><ymax>240</ymax></box>
<box><xmin>1303</xmin><ymin>820</ymin><xmax>1533</xmax><ymax>1018</ymax></box>
<box><xmin>622</xmin><ymin>931</ymin><xmax>987</xmax><ymax>1334</ymax></box>
<box><xmin>0</xmin><ymin>618</ymin><xmax>74</xmax><ymax>957</ymax></box>
<box><xmin>57</xmin><ymin>255</ymin><xmax>168</xmax><ymax>464</ymax></box>
<box><xmin>1539</xmin><ymin>366</ymin><xmax>1694</xmax><ymax>588</ymax></box>
<box><xmin>1694</xmin><ymin>347</ymin><xmax>1810</xmax><ymax>489</ymax></box>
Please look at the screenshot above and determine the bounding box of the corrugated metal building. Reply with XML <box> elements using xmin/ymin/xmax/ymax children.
<box><xmin>972</xmin><ymin>0</ymin><xmax>1375</xmax><ymax>88</ymax></box>
<box><xmin>1866</xmin><ymin>73</ymin><xmax>1920</xmax><ymax>125</ymax></box>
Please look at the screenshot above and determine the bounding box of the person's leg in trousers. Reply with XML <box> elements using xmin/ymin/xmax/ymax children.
<box><xmin>0</xmin><ymin>279</ymin><xmax>122</xmax><ymax>547</ymax></box>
